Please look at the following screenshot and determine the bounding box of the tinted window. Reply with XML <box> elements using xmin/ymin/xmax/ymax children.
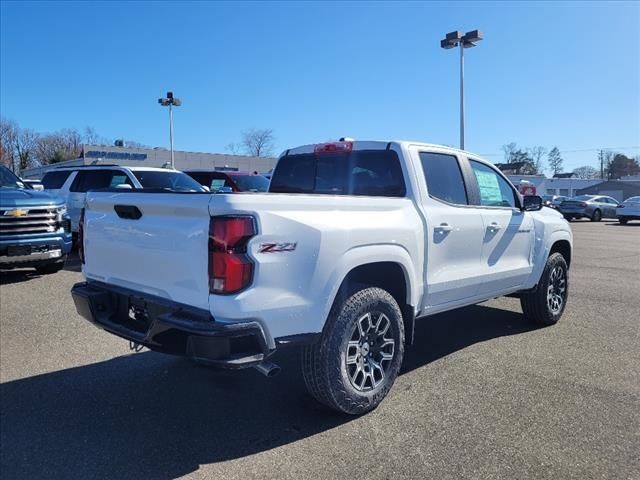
<box><xmin>132</xmin><ymin>171</ymin><xmax>204</xmax><ymax>191</ymax></box>
<box><xmin>270</xmin><ymin>150</ymin><xmax>405</xmax><ymax>197</ymax></box>
<box><xmin>42</xmin><ymin>170</ymin><xmax>72</xmax><ymax>189</ymax></box>
<box><xmin>231</xmin><ymin>175</ymin><xmax>270</xmax><ymax>192</ymax></box>
<box><xmin>185</xmin><ymin>172</ymin><xmax>232</xmax><ymax>191</ymax></box>
<box><xmin>469</xmin><ymin>160</ymin><xmax>518</xmax><ymax>208</ymax></box>
<box><xmin>70</xmin><ymin>170</ymin><xmax>133</xmax><ymax>192</ymax></box>
<box><xmin>419</xmin><ymin>152</ymin><xmax>468</xmax><ymax>205</ymax></box>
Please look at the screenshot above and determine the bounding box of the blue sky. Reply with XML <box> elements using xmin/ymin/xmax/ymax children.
<box><xmin>1</xmin><ymin>1</ymin><xmax>638</xmax><ymax>172</ymax></box>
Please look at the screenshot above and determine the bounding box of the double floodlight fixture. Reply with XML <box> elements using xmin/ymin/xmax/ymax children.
<box><xmin>158</xmin><ymin>91</ymin><xmax>182</xmax><ymax>107</ymax></box>
<box><xmin>440</xmin><ymin>30</ymin><xmax>483</xmax><ymax>50</ymax></box>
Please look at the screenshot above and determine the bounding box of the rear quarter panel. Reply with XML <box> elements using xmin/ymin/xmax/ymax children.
<box><xmin>208</xmin><ymin>193</ymin><xmax>424</xmax><ymax>343</ymax></box>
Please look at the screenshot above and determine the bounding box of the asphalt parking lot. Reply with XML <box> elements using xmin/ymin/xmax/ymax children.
<box><xmin>1</xmin><ymin>220</ymin><xmax>638</xmax><ymax>480</ymax></box>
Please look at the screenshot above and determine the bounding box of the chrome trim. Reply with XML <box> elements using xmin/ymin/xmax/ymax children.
<box><xmin>0</xmin><ymin>249</ymin><xmax>62</xmax><ymax>264</ymax></box>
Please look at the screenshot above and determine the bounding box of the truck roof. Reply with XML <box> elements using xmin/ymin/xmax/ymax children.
<box><xmin>283</xmin><ymin>140</ymin><xmax>486</xmax><ymax>163</ymax></box>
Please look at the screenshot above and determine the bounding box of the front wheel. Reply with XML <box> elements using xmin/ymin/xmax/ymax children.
<box><xmin>520</xmin><ymin>252</ymin><xmax>568</xmax><ymax>326</ymax></box>
<box><xmin>591</xmin><ymin>209</ymin><xmax>602</xmax><ymax>222</ymax></box>
<box><xmin>619</xmin><ymin>218</ymin><xmax>628</xmax><ymax>225</ymax></box>
<box><xmin>302</xmin><ymin>286</ymin><xmax>405</xmax><ymax>415</ymax></box>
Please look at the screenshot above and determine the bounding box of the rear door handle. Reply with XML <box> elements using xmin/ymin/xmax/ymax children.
<box><xmin>434</xmin><ymin>223</ymin><xmax>453</xmax><ymax>233</ymax></box>
<box><xmin>487</xmin><ymin>222</ymin><xmax>501</xmax><ymax>232</ymax></box>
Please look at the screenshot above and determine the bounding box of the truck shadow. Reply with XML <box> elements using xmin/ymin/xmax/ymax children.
<box><xmin>1</xmin><ymin>304</ymin><xmax>536</xmax><ymax>479</ymax></box>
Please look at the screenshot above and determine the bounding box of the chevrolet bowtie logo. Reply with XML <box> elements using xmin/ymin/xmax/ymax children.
<box><xmin>4</xmin><ymin>209</ymin><xmax>29</xmax><ymax>217</ymax></box>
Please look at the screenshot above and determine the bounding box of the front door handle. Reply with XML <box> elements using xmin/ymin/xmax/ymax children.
<box><xmin>487</xmin><ymin>222</ymin><xmax>501</xmax><ymax>232</ymax></box>
<box><xmin>434</xmin><ymin>223</ymin><xmax>453</xmax><ymax>233</ymax></box>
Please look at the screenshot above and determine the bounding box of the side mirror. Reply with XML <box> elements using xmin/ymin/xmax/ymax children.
<box><xmin>115</xmin><ymin>183</ymin><xmax>133</xmax><ymax>190</ymax></box>
<box><xmin>522</xmin><ymin>195</ymin><xmax>543</xmax><ymax>212</ymax></box>
<box><xmin>216</xmin><ymin>186</ymin><xmax>233</xmax><ymax>194</ymax></box>
<box><xmin>32</xmin><ymin>184</ymin><xmax>44</xmax><ymax>191</ymax></box>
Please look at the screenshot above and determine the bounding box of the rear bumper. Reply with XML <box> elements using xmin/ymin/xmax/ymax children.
<box><xmin>0</xmin><ymin>232</ymin><xmax>72</xmax><ymax>267</ymax></box>
<box><xmin>71</xmin><ymin>281</ymin><xmax>273</xmax><ymax>368</ymax></box>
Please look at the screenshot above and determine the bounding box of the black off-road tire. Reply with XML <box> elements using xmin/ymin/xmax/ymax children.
<box><xmin>520</xmin><ymin>252</ymin><xmax>569</xmax><ymax>326</ymax></box>
<box><xmin>590</xmin><ymin>209</ymin><xmax>602</xmax><ymax>222</ymax></box>
<box><xmin>302</xmin><ymin>286</ymin><xmax>405</xmax><ymax>415</ymax></box>
<box><xmin>35</xmin><ymin>257</ymin><xmax>66</xmax><ymax>275</ymax></box>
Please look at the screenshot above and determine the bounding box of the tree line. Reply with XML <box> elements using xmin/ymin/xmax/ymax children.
<box><xmin>0</xmin><ymin>117</ymin><xmax>145</xmax><ymax>173</ymax></box>
<box><xmin>500</xmin><ymin>142</ymin><xmax>640</xmax><ymax>179</ymax></box>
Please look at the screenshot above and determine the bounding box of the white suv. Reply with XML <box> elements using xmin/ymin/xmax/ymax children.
<box><xmin>41</xmin><ymin>165</ymin><xmax>204</xmax><ymax>232</ymax></box>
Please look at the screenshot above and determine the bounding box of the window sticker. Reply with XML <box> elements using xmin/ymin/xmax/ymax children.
<box><xmin>475</xmin><ymin>170</ymin><xmax>502</xmax><ymax>204</ymax></box>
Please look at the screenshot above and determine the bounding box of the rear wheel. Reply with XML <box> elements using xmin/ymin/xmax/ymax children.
<box><xmin>619</xmin><ymin>217</ymin><xmax>628</xmax><ymax>225</ymax></box>
<box><xmin>563</xmin><ymin>215</ymin><xmax>573</xmax><ymax>221</ymax></box>
<box><xmin>591</xmin><ymin>209</ymin><xmax>602</xmax><ymax>222</ymax></box>
<box><xmin>302</xmin><ymin>286</ymin><xmax>405</xmax><ymax>415</ymax></box>
<box><xmin>520</xmin><ymin>252</ymin><xmax>568</xmax><ymax>326</ymax></box>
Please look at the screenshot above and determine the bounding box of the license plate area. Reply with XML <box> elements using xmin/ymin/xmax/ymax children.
<box><xmin>7</xmin><ymin>245</ymin><xmax>32</xmax><ymax>257</ymax></box>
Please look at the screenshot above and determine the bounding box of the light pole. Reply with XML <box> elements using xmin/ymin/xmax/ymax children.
<box><xmin>158</xmin><ymin>91</ymin><xmax>182</xmax><ymax>169</ymax></box>
<box><xmin>440</xmin><ymin>30</ymin><xmax>483</xmax><ymax>150</ymax></box>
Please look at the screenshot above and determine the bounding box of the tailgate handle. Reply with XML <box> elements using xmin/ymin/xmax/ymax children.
<box><xmin>114</xmin><ymin>205</ymin><xmax>142</xmax><ymax>220</ymax></box>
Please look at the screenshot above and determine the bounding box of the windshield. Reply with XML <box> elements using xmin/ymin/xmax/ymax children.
<box><xmin>0</xmin><ymin>165</ymin><xmax>26</xmax><ymax>189</ymax></box>
<box><xmin>231</xmin><ymin>175</ymin><xmax>270</xmax><ymax>192</ymax></box>
<box><xmin>132</xmin><ymin>171</ymin><xmax>205</xmax><ymax>192</ymax></box>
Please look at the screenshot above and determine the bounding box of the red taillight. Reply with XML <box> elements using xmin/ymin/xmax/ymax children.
<box><xmin>209</xmin><ymin>216</ymin><xmax>255</xmax><ymax>294</ymax></box>
<box><xmin>314</xmin><ymin>141</ymin><xmax>353</xmax><ymax>154</ymax></box>
<box><xmin>78</xmin><ymin>208</ymin><xmax>85</xmax><ymax>264</ymax></box>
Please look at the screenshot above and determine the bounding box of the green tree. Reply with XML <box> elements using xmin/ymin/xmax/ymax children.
<box><xmin>547</xmin><ymin>147</ymin><xmax>563</xmax><ymax>175</ymax></box>
<box><xmin>607</xmin><ymin>154</ymin><xmax>640</xmax><ymax>179</ymax></box>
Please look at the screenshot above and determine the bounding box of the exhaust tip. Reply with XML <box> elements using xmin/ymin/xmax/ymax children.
<box><xmin>254</xmin><ymin>360</ymin><xmax>281</xmax><ymax>378</ymax></box>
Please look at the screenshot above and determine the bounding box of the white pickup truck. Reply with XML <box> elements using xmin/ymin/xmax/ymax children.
<box><xmin>71</xmin><ymin>140</ymin><xmax>572</xmax><ymax>414</ymax></box>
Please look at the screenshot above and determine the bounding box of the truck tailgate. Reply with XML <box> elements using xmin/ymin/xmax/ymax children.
<box><xmin>83</xmin><ymin>192</ymin><xmax>212</xmax><ymax>310</ymax></box>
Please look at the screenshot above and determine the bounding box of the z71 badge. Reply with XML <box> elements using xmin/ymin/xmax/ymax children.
<box><xmin>259</xmin><ymin>242</ymin><xmax>297</xmax><ymax>253</ymax></box>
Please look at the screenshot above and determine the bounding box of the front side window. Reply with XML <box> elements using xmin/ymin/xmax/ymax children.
<box><xmin>469</xmin><ymin>160</ymin><xmax>518</xmax><ymax>208</ymax></box>
<box><xmin>419</xmin><ymin>152</ymin><xmax>468</xmax><ymax>205</ymax></box>
<box><xmin>132</xmin><ymin>171</ymin><xmax>204</xmax><ymax>192</ymax></box>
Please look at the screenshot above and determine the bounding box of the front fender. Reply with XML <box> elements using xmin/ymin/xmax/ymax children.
<box><xmin>525</xmin><ymin>229</ymin><xmax>572</xmax><ymax>289</ymax></box>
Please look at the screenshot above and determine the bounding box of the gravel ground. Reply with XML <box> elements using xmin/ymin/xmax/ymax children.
<box><xmin>1</xmin><ymin>220</ymin><xmax>638</xmax><ymax>480</ymax></box>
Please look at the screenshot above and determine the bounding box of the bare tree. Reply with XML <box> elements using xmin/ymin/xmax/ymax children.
<box><xmin>572</xmin><ymin>165</ymin><xmax>599</xmax><ymax>179</ymax></box>
<box><xmin>502</xmin><ymin>142</ymin><xmax>518</xmax><ymax>163</ymax></box>
<box><xmin>14</xmin><ymin>128</ymin><xmax>40</xmax><ymax>171</ymax></box>
<box><xmin>0</xmin><ymin>117</ymin><xmax>18</xmax><ymax>170</ymax></box>
<box><xmin>527</xmin><ymin>146</ymin><xmax>547</xmax><ymax>175</ymax></box>
<box><xmin>241</xmin><ymin>128</ymin><xmax>275</xmax><ymax>157</ymax></box>
<box><xmin>225</xmin><ymin>142</ymin><xmax>240</xmax><ymax>155</ymax></box>
<box><xmin>547</xmin><ymin>147</ymin><xmax>564</xmax><ymax>175</ymax></box>
<box><xmin>84</xmin><ymin>126</ymin><xmax>101</xmax><ymax>145</ymax></box>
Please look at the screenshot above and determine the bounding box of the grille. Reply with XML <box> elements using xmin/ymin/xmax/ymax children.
<box><xmin>0</xmin><ymin>207</ymin><xmax>60</xmax><ymax>236</ymax></box>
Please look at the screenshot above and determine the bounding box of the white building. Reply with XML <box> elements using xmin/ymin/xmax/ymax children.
<box><xmin>508</xmin><ymin>175</ymin><xmax>601</xmax><ymax>197</ymax></box>
<box><xmin>22</xmin><ymin>144</ymin><xmax>278</xmax><ymax>179</ymax></box>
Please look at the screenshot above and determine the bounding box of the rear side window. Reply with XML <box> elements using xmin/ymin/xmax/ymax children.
<box><xmin>419</xmin><ymin>152</ymin><xmax>468</xmax><ymax>205</ymax></box>
<box><xmin>70</xmin><ymin>170</ymin><xmax>133</xmax><ymax>192</ymax></box>
<box><xmin>270</xmin><ymin>150</ymin><xmax>405</xmax><ymax>197</ymax></box>
<box><xmin>232</xmin><ymin>175</ymin><xmax>269</xmax><ymax>192</ymax></box>
<box><xmin>41</xmin><ymin>170</ymin><xmax>72</xmax><ymax>189</ymax></box>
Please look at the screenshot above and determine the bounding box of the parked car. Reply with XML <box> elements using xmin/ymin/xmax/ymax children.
<box><xmin>616</xmin><ymin>196</ymin><xmax>640</xmax><ymax>224</ymax></box>
<box><xmin>0</xmin><ymin>165</ymin><xmax>72</xmax><ymax>273</ymax></box>
<box><xmin>185</xmin><ymin>170</ymin><xmax>270</xmax><ymax>193</ymax></box>
<box><xmin>541</xmin><ymin>194</ymin><xmax>568</xmax><ymax>209</ymax></box>
<box><xmin>71</xmin><ymin>140</ymin><xmax>572</xmax><ymax>415</ymax></box>
<box><xmin>41</xmin><ymin>165</ymin><xmax>205</xmax><ymax>232</ymax></box>
<box><xmin>559</xmin><ymin>195</ymin><xmax>619</xmax><ymax>221</ymax></box>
